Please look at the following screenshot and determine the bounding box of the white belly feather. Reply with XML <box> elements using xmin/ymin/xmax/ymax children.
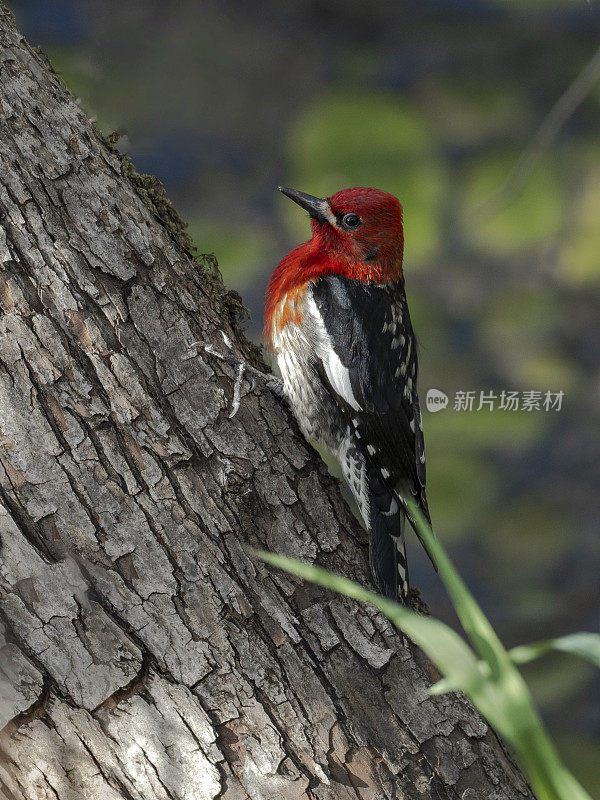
<box><xmin>271</xmin><ymin>289</ymin><xmax>371</xmax><ymax>529</ymax></box>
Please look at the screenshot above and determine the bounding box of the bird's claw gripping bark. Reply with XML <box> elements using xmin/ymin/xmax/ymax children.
<box><xmin>184</xmin><ymin>333</ymin><xmax>282</xmax><ymax>417</ymax></box>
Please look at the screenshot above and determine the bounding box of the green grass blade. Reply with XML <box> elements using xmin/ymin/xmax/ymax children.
<box><xmin>405</xmin><ymin>498</ymin><xmax>510</xmax><ymax>675</ymax></box>
<box><xmin>510</xmin><ymin>632</ymin><xmax>600</xmax><ymax>668</ymax></box>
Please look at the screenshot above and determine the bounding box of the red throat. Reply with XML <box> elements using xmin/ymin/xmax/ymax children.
<box><xmin>265</xmin><ymin>188</ymin><xmax>404</xmax><ymax>346</ymax></box>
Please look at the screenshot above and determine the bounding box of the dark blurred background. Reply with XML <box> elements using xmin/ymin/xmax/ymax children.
<box><xmin>11</xmin><ymin>0</ymin><xmax>600</xmax><ymax>792</ymax></box>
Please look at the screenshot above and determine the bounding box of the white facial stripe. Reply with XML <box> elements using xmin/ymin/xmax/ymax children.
<box><xmin>320</xmin><ymin>200</ymin><xmax>337</xmax><ymax>226</ymax></box>
<box><xmin>306</xmin><ymin>295</ymin><xmax>362</xmax><ymax>411</ymax></box>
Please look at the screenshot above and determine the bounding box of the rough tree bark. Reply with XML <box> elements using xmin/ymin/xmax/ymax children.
<box><xmin>0</xmin><ymin>8</ymin><xmax>534</xmax><ymax>800</ymax></box>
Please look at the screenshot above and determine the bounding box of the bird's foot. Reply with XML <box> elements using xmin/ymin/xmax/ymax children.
<box><xmin>184</xmin><ymin>332</ymin><xmax>281</xmax><ymax>417</ymax></box>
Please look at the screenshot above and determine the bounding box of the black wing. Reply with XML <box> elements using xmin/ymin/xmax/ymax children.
<box><xmin>310</xmin><ymin>275</ymin><xmax>433</xmax><ymax>552</ymax></box>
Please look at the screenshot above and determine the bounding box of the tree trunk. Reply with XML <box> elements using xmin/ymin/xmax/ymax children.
<box><xmin>0</xmin><ymin>8</ymin><xmax>534</xmax><ymax>800</ymax></box>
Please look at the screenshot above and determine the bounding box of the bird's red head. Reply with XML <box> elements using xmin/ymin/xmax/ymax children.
<box><xmin>265</xmin><ymin>186</ymin><xmax>404</xmax><ymax>344</ymax></box>
<box><xmin>309</xmin><ymin>187</ymin><xmax>404</xmax><ymax>273</ymax></box>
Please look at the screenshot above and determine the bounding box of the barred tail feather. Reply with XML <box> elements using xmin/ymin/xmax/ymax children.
<box><xmin>369</xmin><ymin>487</ymin><xmax>409</xmax><ymax>603</ymax></box>
<box><xmin>338</xmin><ymin>434</ymin><xmax>410</xmax><ymax>603</ymax></box>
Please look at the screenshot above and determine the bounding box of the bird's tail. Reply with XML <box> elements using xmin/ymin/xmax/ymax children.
<box><xmin>338</xmin><ymin>436</ymin><xmax>409</xmax><ymax>604</ymax></box>
<box><xmin>368</xmin><ymin>472</ymin><xmax>409</xmax><ymax>603</ymax></box>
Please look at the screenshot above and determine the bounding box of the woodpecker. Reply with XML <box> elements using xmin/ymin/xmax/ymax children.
<box><xmin>264</xmin><ymin>186</ymin><xmax>433</xmax><ymax>603</ymax></box>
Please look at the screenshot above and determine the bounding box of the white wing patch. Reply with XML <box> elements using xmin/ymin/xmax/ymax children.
<box><xmin>323</xmin><ymin>347</ymin><xmax>362</xmax><ymax>411</ymax></box>
<box><xmin>306</xmin><ymin>295</ymin><xmax>362</xmax><ymax>412</ymax></box>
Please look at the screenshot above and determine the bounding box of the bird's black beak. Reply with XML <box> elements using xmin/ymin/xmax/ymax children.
<box><xmin>277</xmin><ymin>186</ymin><xmax>332</xmax><ymax>224</ymax></box>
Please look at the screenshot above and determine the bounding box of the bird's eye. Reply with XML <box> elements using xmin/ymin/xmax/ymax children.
<box><xmin>341</xmin><ymin>212</ymin><xmax>361</xmax><ymax>229</ymax></box>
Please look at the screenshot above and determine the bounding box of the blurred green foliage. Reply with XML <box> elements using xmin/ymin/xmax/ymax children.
<box><xmin>288</xmin><ymin>93</ymin><xmax>446</xmax><ymax>264</ymax></box>
<box><xmin>461</xmin><ymin>153</ymin><xmax>562</xmax><ymax>253</ymax></box>
<box><xmin>187</xmin><ymin>222</ymin><xmax>269</xmax><ymax>291</ymax></box>
<box><xmin>420</xmin><ymin>75</ymin><xmax>528</xmax><ymax>146</ymax></box>
<box><xmin>559</xmin><ymin>161</ymin><xmax>600</xmax><ymax>285</ymax></box>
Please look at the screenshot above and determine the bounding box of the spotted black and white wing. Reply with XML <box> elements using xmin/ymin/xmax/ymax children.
<box><xmin>308</xmin><ymin>274</ymin><xmax>434</xmax><ymax>598</ymax></box>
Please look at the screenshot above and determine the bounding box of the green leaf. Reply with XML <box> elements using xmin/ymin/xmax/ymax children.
<box><xmin>510</xmin><ymin>633</ymin><xmax>600</xmax><ymax>669</ymax></box>
<box><xmin>399</xmin><ymin>502</ymin><xmax>593</xmax><ymax>800</ymax></box>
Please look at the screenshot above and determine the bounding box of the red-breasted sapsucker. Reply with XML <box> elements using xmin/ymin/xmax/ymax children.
<box><xmin>264</xmin><ymin>186</ymin><xmax>433</xmax><ymax>604</ymax></box>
